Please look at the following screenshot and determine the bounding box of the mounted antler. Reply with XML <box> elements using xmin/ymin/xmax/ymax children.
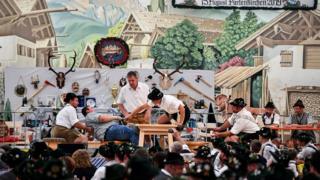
<box><xmin>48</xmin><ymin>50</ymin><xmax>77</xmax><ymax>89</ymax></box>
<box><xmin>152</xmin><ymin>56</ymin><xmax>185</xmax><ymax>90</ymax></box>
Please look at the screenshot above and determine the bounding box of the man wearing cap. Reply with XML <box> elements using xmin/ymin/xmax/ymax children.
<box><xmin>261</xmin><ymin>102</ymin><xmax>280</xmax><ymax>126</ymax></box>
<box><xmin>211</xmin><ymin>98</ymin><xmax>260</xmax><ymax>143</ymax></box>
<box><xmin>154</xmin><ymin>152</ymin><xmax>184</xmax><ymax>180</ymax></box>
<box><xmin>117</xmin><ymin>71</ymin><xmax>151</xmax><ymax>124</ymax></box>
<box><xmin>287</xmin><ymin>99</ymin><xmax>316</xmax><ymax>142</ymax></box>
<box><xmin>127</xmin><ymin>88</ymin><xmax>190</xmax><ymax>140</ymax></box>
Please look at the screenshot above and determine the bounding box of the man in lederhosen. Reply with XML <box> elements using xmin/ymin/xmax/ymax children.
<box><xmin>287</xmin><ymin>99</ymin><xmax>317</xmax><ymax>142</ymax></box>
<box><xmin>211</xmin><ymin>98</ymin><xmax>260</xmax><ymax>143</ymax></box>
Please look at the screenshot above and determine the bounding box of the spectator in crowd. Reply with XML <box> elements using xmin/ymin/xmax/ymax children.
<box><xmin>154</xmin><ymin>152</ymin><xmax>184</xmax><ymax>180</ymax></box>
<box><xmin>261</xmin><ymin>102</ymin><xmax>280</xmax><ymax>126</ymax></box>
<box><xmin>72</xmin><ymin>149</ymin><xmax>96</xmax><ymax>180</ymax></box>
<box><xmin>259</xmin><ymin>127</ymin><xmax>279</xmax><ymax>167</ymax></box>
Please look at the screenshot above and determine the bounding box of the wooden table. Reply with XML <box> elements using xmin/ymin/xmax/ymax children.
<box><xmin>268</xmin><ymin>126</ymin><xmax>320</xmax><ymax>143</ymax></box>
<box><xmin>136</xmin><ymin>124</ymin><xmax>177</xmax><ymax>148</ymax></box>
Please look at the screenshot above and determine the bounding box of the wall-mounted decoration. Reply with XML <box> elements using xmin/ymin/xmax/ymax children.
<box><xmin>85</xmin><ymin>97</ymin><xmax>96</xmax><ymax>107</ymax></box>
<box><xmin>82</xmin><ymin>88</ymin><xmax>90</xmax><ymax>96</ymax></box>
<box><xmin>172</xmin><ymin>0</ymin><xmax>317</xmax><ymax>9</ymax></box>
<box><xmin>94</xmin><ymin>70</ymin><xmax>101</xmax><ymax>84</ymax></box>
<box><xmin>119</xmin><ymin>77</ymin><xmax>127</xmax><ymax>87</ymax></box>
<box><xmin>31</xmin><ymin>75</ymin><xmax>40</xmax><ymax>89</ymax></box>
<box><xmin>48</xmin><ymin>50</ymin><xmax>77</xmax><ymax>89</ymax></box>
<box><xmin>15</xmin><ymin>76</ymin><xmax>27</xmax><ymax>97</ymax></box>
<box><xmin>94</xmin><ymin>37</ymin><xmax>129</xmax><ymax>68</ymax></box>
<box><xmin>71</xmin><ymin>82</ymin><xmax>80</xmax><ymax>93</ymax></box>
<box><xmin>153</xmin><ymin>58</ymin><xmax>185</xmax><ymax>90</ymax></box>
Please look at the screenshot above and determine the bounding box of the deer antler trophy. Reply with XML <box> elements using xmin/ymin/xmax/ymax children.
<box><xmin>48</xmin><ymin>50</ymin><xmax>77</xmax><ymax>89</ymax></box>
<box><xmin>153</xmin><ymin>57</ymin><xmax>185</xmax><ymax>90</ymax></box>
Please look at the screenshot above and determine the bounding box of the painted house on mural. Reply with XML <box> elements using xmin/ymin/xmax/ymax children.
<box><xmin>214</xmin><ymin>62</ymin><xmax>269</xmax><ymax>109</ymax></box>
<box><xmin>235</xmin><ymin>10</ymin><xmax>320</xmax><ymax>117</ymax></box>
<box><xmin>119</xmin><ymin>11</ymin><xmax>224</xmax><ymax>67</ymax></box>
<box><xmin>0</xmin><ymin>0</ymin><xmax>58</xmax><ymax>69</ymax></box>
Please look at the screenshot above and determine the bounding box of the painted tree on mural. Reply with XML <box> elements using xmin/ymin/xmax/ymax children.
<box><xmin>215</xmin><ymin>10</ymin><xmax>264</xmax><ymax>66</ymax></box>
<box><xmin>151</xmin><ymin>19</ymin><xmax>205</xmax><ymax>69</ymax></box>
<box><xmin>107</xmin><ymin>21</ymin><xmax>125</xmax><ymax>37</ymax></box>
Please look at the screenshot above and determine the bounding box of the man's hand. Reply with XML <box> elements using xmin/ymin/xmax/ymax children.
<box><xmin>212</xmin><ymin>127</ymin><xmax>221</xmax><ymax>132</ymax></box>
<box><xmin>125</xmin><ymin>114</ymin><xmax>132</xmax><ymax>120</ymax></box>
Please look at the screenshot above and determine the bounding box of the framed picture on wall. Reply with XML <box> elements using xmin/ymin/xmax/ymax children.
<box><xmin>47</xmin><ymin>95</ymin><xmax>56</xmax><ymax>108</ymax></box>
<box><xmin>85</xmin><ymin>97</ymin><xmax>96</xmax><ymax>108</ymax></box>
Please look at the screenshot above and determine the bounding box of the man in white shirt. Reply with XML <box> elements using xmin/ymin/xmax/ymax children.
<box><xmin>51</xmin><ymin>93</ymin><xmax>89</xmax><ymax>143</ymax></box>
<box><xmin>117</xmin><ymin>71</ymin><xmax>150</xmax><ymax>124</ymax></box>
<box><xmin>261</xmin><ymin>102</ymin><xmax>280</xmax><ymax>126</ymax></box>
<box><xmin>296</xmin><ymin>132</ymin><xmax>318</xmax><ymax>160</ymax></box>
<box><xmin>212</xmin><ymin>98</ymin><xmax>260</xmax><ymax>143</ymax></box>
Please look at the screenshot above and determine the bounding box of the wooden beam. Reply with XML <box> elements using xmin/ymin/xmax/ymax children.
<box><xmin>31</xmin><ymin>24</ymin><xmax>51</xmax><ymax>32</ymax></box>
<box><xmin>299</xmin><ymin>11</ymin><xmax>312</xmax><ymax>27</ymax></box>
<box><xmin>1</xmin><ymin>0</ymin><xmax>15</xmax><ymax>16</ymax></box>
<box><xmin>275</xmin><ymin>23</ymin><xmax>293</xmax><ymax>34</ymax></box>
<box><xmin>123</xmin><ymin>31</ymin><xmax>152</xmax><ymax>34</ymax></box>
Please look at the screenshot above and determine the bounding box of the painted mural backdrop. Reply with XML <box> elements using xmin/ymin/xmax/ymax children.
<box><xmin>47</xmin><ymin>0</ymin><xmax>281</xmax><ymax>68</ymax></box>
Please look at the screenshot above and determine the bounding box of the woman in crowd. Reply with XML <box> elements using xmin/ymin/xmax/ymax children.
<box><xmin>72</xmin><ymin>149</ymin><xmax>96</xmax><ymax>180</ymax></box>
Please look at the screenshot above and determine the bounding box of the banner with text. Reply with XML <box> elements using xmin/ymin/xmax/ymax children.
<box><xmin>173</xmin><ymin>0</ymin><xmax>317</xmax><ymax>9</ymax></box>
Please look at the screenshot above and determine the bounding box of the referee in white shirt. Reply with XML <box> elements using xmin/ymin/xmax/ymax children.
<box><xmin>212</xmin><ymin>98</ymin><xmax>260</xmax><ymax>143</ymax></box>
<box><xmin>117</xmin><ymin>71</ymin><xmax>151</xmax><ymax>124</ymax></box>
<box><xmin>51</xmin><ymin>93</ymin><xmax>89</xmax><ymax>143</ymax></box>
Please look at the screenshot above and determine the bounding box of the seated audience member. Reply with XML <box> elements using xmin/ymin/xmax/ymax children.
<box><xmin>194</xmin><ymin>145</ymin><xmax>212</xmax><ymax>164</ymax></box>
<box><xmin>259</xmin><ymin>127</ymin><xmax>279</xmax><ymax>167</ymax></box>
<box><xmin>152</xmin><ymin>152</ymin><xmax>167</xmax><ymax>170</ymax></box>
<box><xmin>288</xmin><ymin>99</ymin><xmax>316</xmax><ymax>142</ymax></box>
<box><xmin>126</xmin><ymin>156</ymin><xmax>159</xmax><ymax>180</ymax></box>
<box><xmin>302</xmin><ymin>151</ymin><xmax>320</xmax><ymax>180</ymax></box>
<box><xmin>296</xmin><ymin>132</ymin><xmax>318</xmax><ymax>161</ymax></box>
<box><xmin>72</xmin><ymin>149</ymin><xmax>96</xmax><ymax>180</ymax></box>
<box><xmin>91</xmin><ymin>143</ymin><xmax>118</xmax><ymax>180</ymax></box>
<box><xmin>41</xmin><ymin>159</ymin><xmax>72</xmax><ymax>179</ymax></box>
<box><xmin>287</xmin><ymin>149</ymin><xmax>299</xmax><ymax>179</ymax></box>
<box><xmin>59</xmin><ymin>156</ymin><xmax>76</xmax><ymax>174</ymax></box>
<box><xmin>28</xmin><ymin>140</ymin><xmax>51</xmax><ymax>161</ymax></box>
<box><xmin>0</xmin><ymin>148</ymin><xmax>27</xmax><ymax>180</ymax></box>
<box><xmin>212</xmin><ymin>98</ymin><xmax>260</xmax><ymax>143</ymax></box>
<box><xmin>186</xmin><ymin>162</ymin><xmax>215</xmax><ymax>180</ymax></box>
<box><xmin>154</xmin><ymin>152</ymin><xmax>185</xmax><ymax>180</ymax></box>
<box><xmin>105</xmin><ymin>164</ymin><xmax>127</xmax><ymax>180</ymax></box>
<box><xmin>115</xmin><ymin>143</ymin><xmax>137</xmax><ymax>166</ymax></box>
<box><xmin>51</xmin><ymin>93</ymin><xmax>89</xmax><ymax>143</ymax></box>
<box><xmin>82</xmin><ymin>106</ymin><xmax>139</xmax><ymax>145</ymax></box>
<box><xmin>261</xmin><ymin>102</ymin><xmax>280</xmax><ymax>126</ymax></box>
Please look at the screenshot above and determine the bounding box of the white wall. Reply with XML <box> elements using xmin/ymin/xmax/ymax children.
<box><xmin>5</xmin><ymin>67</ymin><xmax>215</xmax><ymax>112</ymax></box>
<box><xmin>127</xmin><ymin>58</ymin><xmax>154</xmax><ymax>69</ymax></box>
<box><xmin>263</xmin><ymin>45</ymin><xmax>320</xmax><ymax>115</ymax></box>
<box><xmin>0</xmin><ymin>36</ymin><xmax>36</xmax><ymax>71</ymax></box>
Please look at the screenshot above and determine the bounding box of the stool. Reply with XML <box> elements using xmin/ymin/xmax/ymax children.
<box><xmin>136</xmin><ymin>124</ymin><xmax>177</xmax><ymax>149</ymax></box>
<box><xmin>43</xmin><ymin>138</ymin><xmax>66</xmax><ymax>150</ymax></box>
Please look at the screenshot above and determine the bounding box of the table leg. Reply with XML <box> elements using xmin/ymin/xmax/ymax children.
<box><xmin>168</xmin><ymin>133</ymin><xmax>173</xmax><ymax>149</ymax></box>
<box><xmin>139</xmin><ymin>131</ymin><xmax>145</xmax><ymax>147</ymax></box>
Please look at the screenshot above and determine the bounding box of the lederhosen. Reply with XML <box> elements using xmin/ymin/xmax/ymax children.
<box><xmin>290</xmin><ymin>113</ymin><xmax>315</xmax><ymax>142</ymax></box>
<box><xmin>233</xmin><ymin>114</ymin><xmax>260</xmax><ymax>143</ymax></box>
<box><xmin>165</xmin><ymin>104</ymin><xmax>191</xmax><ymax>131</ymax></box>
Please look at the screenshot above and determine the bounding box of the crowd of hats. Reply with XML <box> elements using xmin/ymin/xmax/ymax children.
<box><xmin>1</xmin><ymin>132</ymin><xmax>320</xmax><ymax>180</ymax></box>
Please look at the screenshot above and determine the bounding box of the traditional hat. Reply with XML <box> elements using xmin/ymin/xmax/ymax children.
<box><xmin>264</xmin><ymin>102</ymin><xmax>275</xmax><ymax>109</ymax></box>
<box><xmin>229</xmin><ymin>98</ymin><xmax>247</xmax><ymax>107</ymax></box>
<box><xmin>127</xmin><ymin>156</ymin><xmax>159</xmax><ymax>180</ymax></box>
<box><xmin>259</xmin><ymin>127</ymin><xmax>272</xmax><ymax>139</ymax></box>
<box><xmin>147</xmin><ymin>88</ymin><xmax>163</xmax><ymax>100</ymax></box>
<box><xmin>293</xmin><ymin>99</ymin><xmax>305</xmax><ymax>108</ymax></box>
<box><xmin>195</xmin><ymin>145</ymin><xmax>212</xmax><ymax>159</ymax></box>
<box><xmin>163</xmin><ymin>152</ymin><xmax>184</xmax><ymax>165</ymax></box>
<box><xmin>99</xmin><ymin>142</ymin><xmax>118</xmax><ymax>159</ymax></box>
<box><xmin>186</xmin><ymin>162</ymin><xmax>215</xmax><ymax>179</ymax></box>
